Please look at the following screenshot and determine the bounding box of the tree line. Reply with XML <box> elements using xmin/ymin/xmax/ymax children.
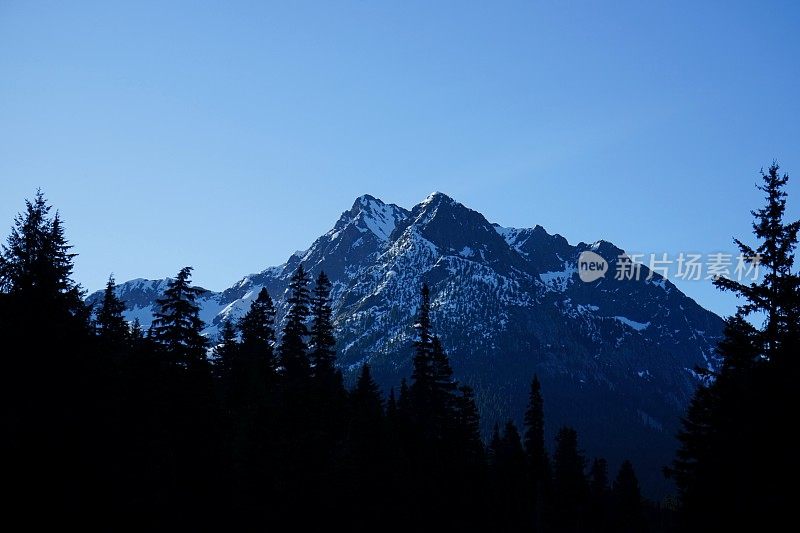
<box><xmin>0</xmin><ymin>191</ymin><xmax>651</xmax><ymax>530</ymax></box>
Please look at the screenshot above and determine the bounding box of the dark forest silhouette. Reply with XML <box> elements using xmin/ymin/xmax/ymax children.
<box><xmin>1</xmin><ymin>163</ymin><xmax>796</xmax><ymax>530</ymax></box>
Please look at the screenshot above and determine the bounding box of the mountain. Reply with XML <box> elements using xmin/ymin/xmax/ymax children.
<box><xmin>87</xmin><ymin>192</ymin><xmax>723</xmax><ymax>497</ymax></box>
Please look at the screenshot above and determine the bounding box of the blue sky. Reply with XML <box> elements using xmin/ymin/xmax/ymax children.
<box><xmin>1</xmin><ymin>0</ymin><xmax>798</xmax><ymax>317</ymax></box>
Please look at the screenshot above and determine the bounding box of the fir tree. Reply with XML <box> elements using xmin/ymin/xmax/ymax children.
<box><xmin>452</xmin><ymin>384</ymin><xmax>483</xmax><ymax>461</ymax></box>
<box><xmin>279</xmin><ymin>264</ymin><xmax>311</xmax><ymax>380</ymax></box>
<box><xmin>351</xmin><ymin>363</ymin><xmax>384</xmax><ymax>424</ymax></box>
<box><xmin>523</xmin><ymin>375</ymin><xmax>550</xmax><ymax>485</ymax></box>
<box><xmin>673</xmin><ymin>164</ymin><xmax>800</xmax><ymax>531</ymax></box>
<box><xmin>490</xmin><ymin>420</ymin><xmax>528</xmax><ymax>530</ymax></box>
<box><xmin>309</xmin><ymin>271</ymin><xmax>336</xmax><ymax>378</ymax></box>
<box><xmin>524</xmin><ymin>374</ymin><xmax>551</xmax><ymax>529</ymax></box>
<box><xmin>553</xmin><ymin>426</ymin><xmax>588</xmax><ymax>532</ymax></box>
<box><xmin>239</xmin><ymin>288</ymin><xmax>276</xmax><ymax>347</ymax></box>
<box><xmin>213</xmin><ymin>319</ymin><xmax>238</xmax><ymax>383</ymax></box>
<box><xmin>430</xmin><ymin>335</ymin><xmax>456</xmax><ymax>409</ymax></box>
<box><xmin>129</xmin><ymin>318</ymin><xmax>144</xmax><ymax>343</ymax></box>
<box><xmin>411</xmin><ymin>283</ymin><xmax>435</xmax><ymax>407</ymax></box>
<box><xmin>612</xmin><ymin>460</ymin><xmax>644</xmax><ymax>533</ymax></box>
<box><xmin>397</xmin><ymin>377</ymin><xmax>411</xmax><ymax>415</ymax></box>
<box><xmin>409</xmin><ymin>284</ymin><xmax>459</xmax><ymax>440</ymax></box>
<box><xmin>0</xmin><ymin>190</ymin><xmax>85</xmax><ymax>317</ymax></box>
<box><xmin>588</xmin><ymin>458</ymin><xmax>611</xmax><ymax>533</ymax></box>
<box><xmin>386</xmin><ymin>387</ymin><xmax>398</xmax><ymax>420</ymax></box>
<box><xmin>714</xmin><ymin>163</ymin><xmax>800</xmax><ymax>366</ymax></box>
<box><xmin>151</xmin><ymin>266</ymin><xmax>208</xmax><ymax>368</ymax></box>
<box><xmin>238</xmin><ymin>287</ymin><xmax>276</xmax><ymax>378</ymax></box>
<box><xmin>95</xmin><ymin>275</ymin><xmax>128</xmax><ymax>345</ymax></box>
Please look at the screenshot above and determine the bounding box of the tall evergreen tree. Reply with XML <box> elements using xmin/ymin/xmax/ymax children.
<box><xmin>553</xmin><ymin>426</ymin><xmax>588</xmax><ymax>532</ymax></box>
<box><xmin>279</xmin><ymin>264</ymin><xmax>311</xmax><ymax>380</ymax></box>
<box><xmin>95</xmin><ymin>275</ymin><xmax>129</xmax><ymax>345</ymax></box>
<box><xmin>524</xmin><ymin>375</ymin><xmax>551</xmax><ymax>529</ymax></box>
<box><xmin>715</xmin><ymin>163</ymin><xmax>800</xmax><ymax>366</ymax></box>
<box><xmin>588</xmin><ymin>458</ymin><xmax>611</xmax><ymax>533</ymax></box>
<box><xmin>430</xmin><ymin>335</ymin><xmax>456</xmax><ymax>407</ymax></box>
<box><xmin>673</xmin><ymin>164</ymin><xmax>800</xmax><ymax>531</ymax></box>
<box><xmin>351</xmin><ymin>363</ymin><xmax>384</xmax><ymax>424</ymax></box>
<box><xmin>397</xmin><ymin>377</ymin><xmax>411</xmax><ymax>415</ymax></box>
<box><xmin>411</xmin><ymin>283</ymin><xmax>435</xmax><ymax>405</ymax></box>
<box><xmin>452</xmin><ymin>384</ymin><xmax>483</xmax><ymax>461</ymax></box>
<box><xmin>129</xmin><ymin>318</ymin><xmax>144</xmax><ymax>343</ymax></box>
<box><xmin>0</xmin><ymin>191</ymin><xmax>102</xmax><ymax>520</ymax></box>
<box><xmin>309</xmin><ymin>271</ymin><xmax>336</xmax><ymax>378</ymax></box>
<box><xmin>151</xmin><ymin>266</ymin><xmax>208</xmax><ymax>368</ymax></box>
<box><xmin>409</xmin><ymin>284</ymin><xmax>459</xmax><ymax>441</ymax></box>
<box><xmin>612</xmin><ymin>460</ymin><xmax>644</xmax><ymax>533</ymax></box>
<box><xmin>213</xmin><ymin>319</ymin><xmax>238</xmax><ymax>383</ymax></box>
<box><xmin>0</xmin><ymin>190</ymin><xmax>85</xmax><ymax>317</ymax></box>
<box><xmin>524</xmin><ymin>375</ymin><xmax>551</xmax><ymax>485</ymax></box>
<box><xmin>238</xmin><ymin>287</ymin><xmax>277</xmax><ymax>378</ymax></box>
<box><xmin>239</xmin><ymin>288</ymin><xmax>276</xmax><ymax>347</ymax></box>
<box><xmin>490</xmin><ymin>420</ymin><xmax>528</xmax><ymax>530</ymax></box>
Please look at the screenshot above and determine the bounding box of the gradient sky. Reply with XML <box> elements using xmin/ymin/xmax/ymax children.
<box><xmin>1</xmin><ymin>0</ymin><xmax>798</xmax><ymax>318</ymax></box>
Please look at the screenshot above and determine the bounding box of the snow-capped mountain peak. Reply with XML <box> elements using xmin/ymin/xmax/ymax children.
<box><xmin>88</xmin><ymin>192</ymin><xmax>724</xmax><ymax>495</ymax></box>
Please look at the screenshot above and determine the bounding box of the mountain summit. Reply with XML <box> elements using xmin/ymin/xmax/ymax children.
<box><xmin>88</xmin><ymin>192</ymin><xmax>723</xmax><ymax>497</ymax></box>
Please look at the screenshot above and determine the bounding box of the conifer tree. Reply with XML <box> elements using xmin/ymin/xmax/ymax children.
<box><xmin>524</xmin><ymin>375</ymin><xmax>550</xmax><ymax>485</ymax></box>
<box><xmin>386</xmin><ymin>387</ymin><xmax>397</xmax><ymax>417</ymax></box>
<box><xmin>409</xmin><ymin>284</ymin><xmax>460</xmax><ymax>441</ymax></box>
<box><xmin>411</xmin><ymin>283</ymin><xmax>434</xmax><ymax>406</ymax></box>
<box><xmin>553</xmin><ymin>426</ymin><xmax>588</xmax><ymax>532</ymax></box>
<box><xmin>714</xmin><ymin>163</ymin><xmax>800</xmax><ymax>366</ymax></box>
<box><xmin>589</xmin><ymin>458</ymin><xmax>609</xmax><ymax>500</ymax></box>
<box><xmin>524</xmin><ymin>374</ymin><xmax>551</xmax><ymax>529</ymax></box>
<box><xmin>151</xmin><ymin>266</ymin><xmax>208</xmax><ymax>368</ymax></box>
<box><xmin>452</xmin><ymin>384</ymin><xmax>483</xmax><ymax>461</ymax></box>
<box><xmin>0</xmin><ymin>191</ymin><xmax>98</xmax><ymax>518</ymax></box>
<box><xmin>309</xmin><ymin>271</ymin><xmax>336</xmax><ymax>378</ymax></box>
<box><xmin>397</xmin><ymin>378</ymin><xmax>411</xmax><ymax>414</ymax></box>
<box><xmin>430</xmin><ymin>335</ymin><xmax>457</xmax><ymax>409</ymax></box>
<box><xmin>0</xmin><ymin>190</ymin><xmax>85</xmax><ymax>317</ymax></box>
<box><xmin>588</xmin><ymin>458</ymin><xmax>611</xmax><ymax>532</ymax></box>
<box><xmin>238</xmin><ymin>287</ymin><xmax>276</xmax><ymax>378</ymax></box>
<box><xmin>239</xmin><ymin>288</ymin><xmax>276</xmax><ymax>347</ymax></box>
<box><xmin>95</xmin><ymin>275</ymin><xmax>129</xmax><ymax>345</ymax></box>
<box><xmin>279</xmin><ymin>264</ymin><xmax>311</xmax><ymax>380</ymax></box>
<box><xmin>673</xmin><ymin>164</ymin><xmax>799</xmax><ymax>530</ymax></box>
<box><xmin>612</xmin><ymin>460</ymin><xmax>644</xmax><ymax>533</ymax></box>
<box><xmin>490</xmin><ymin>420</ymin><xmax>528</xmax><ymax>530</ymax></box>
<box><xmin>352</xmin><ymin>363</ymin><xmax>384</xmax><ymax>424</ymax></box>
<box><xmin>213</xmin><ymin>319</ymin><xmax>238</xmax><ymax>383</ymax></box>
<box><xmin>129</xmin><ymin>318</ymin><xmax>144</xmax><ymax>343</ymax></box>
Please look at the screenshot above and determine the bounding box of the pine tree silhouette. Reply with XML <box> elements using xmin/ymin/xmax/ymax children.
<box><xmin>612</xmin><ymin>460</ymin><xmax>644</xmax><ymax>533</ymax></box>
<box><xmin>151</xmin><ymin>266</ymin><xmax>208</xmax><ymax>369</ymax></box>
<box><xmin>588</xmin><ymin>458</ymin><xmax>611</xmax><ymax>533</ymax></box>
<box><xmin>553</xmin><ymin>426</ymin><xmax>589</xmax><ymax>533</ymax></box>
<box><xmin>0</xmin><ymin>189</ymin><xmax>85</xmax><ymax>317</ymax></box>
<box><xmin>309</xmin><ymin>271</ymin><xmax>336</xmax><ymax>378</ymax></box>
<box><xmin>524</xmin><ymin>374</ymin><xmax>552</xmax><ymax>529</ymax></box>
<box><xmin>238</xmin><ymin>287</ymin><xmax>277</xmax><ymax>382</ymax></box>
<box><xmin>279</xmin><ymin>264</ymin><xmax>311</xmax><ymax>381</ymax></box>
<box><xmin>95</xmin><ymin>275</ymin><xmax>129</xmax><ymax>346</ymax></box>
<box><xmin>673</xmin><ymin>163</ymin><xmax>799</xmax><ymax>531</ymax></box>
<box><xmin>352</xmin><ymin>364</ymin><xmax>384</xmax><ymax>426</ymax></box>
<box><xmin>213</xmin><ymin>319</ymin><xmax>238</xmax><ymax>385</ymax></box>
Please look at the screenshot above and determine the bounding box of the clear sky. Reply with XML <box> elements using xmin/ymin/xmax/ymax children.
<box><xmin>1</xmin><ymin>0</ymin><xmax>798</xmax><ymax>318</ymax></box>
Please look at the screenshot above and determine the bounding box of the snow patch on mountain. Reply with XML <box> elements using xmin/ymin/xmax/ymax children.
<box><xmin>614</xmin><ymin>316</ymin><xmax>651</xmax><ymax>331</ymax></box>
<box><xmin>539</xmin><ymin>264</ymin><xmax>576</xmax><ymax>291</ymax></box>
